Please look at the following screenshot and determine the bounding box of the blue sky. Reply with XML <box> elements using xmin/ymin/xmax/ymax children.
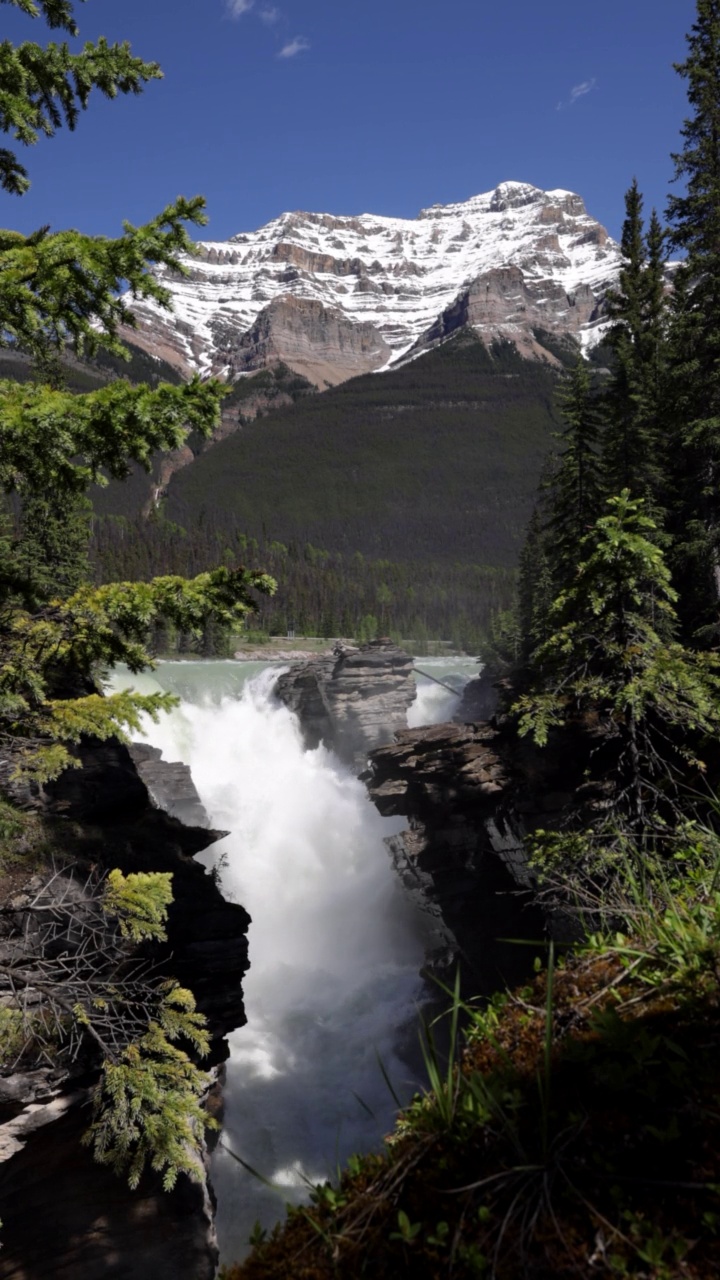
<box><xmin>3</xmin><ymin>0</ymin><xmax>697</xmax><ymax>244</ymax></box>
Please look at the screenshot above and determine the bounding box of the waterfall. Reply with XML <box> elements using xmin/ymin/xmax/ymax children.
<box><xmin>408</xmin><ymin>656</ymin><xmax>478</xmax><ymax>727</ymax></box>
<box><xmin>109</xmin><ymin>661</ymin><xmax>432</xmax><ymax>1263</ymax></box>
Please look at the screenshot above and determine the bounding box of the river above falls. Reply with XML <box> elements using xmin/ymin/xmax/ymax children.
<box><xmin>108</xmin><ymin>655</ymin><xmax>477</xmax><ymax>1264</ymax></box>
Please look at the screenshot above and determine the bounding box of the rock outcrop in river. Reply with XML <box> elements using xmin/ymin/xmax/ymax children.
<box><xmin>274</xmin><ymin>640</ymin><xmax>416</xmax><ymax>770</ymax></box>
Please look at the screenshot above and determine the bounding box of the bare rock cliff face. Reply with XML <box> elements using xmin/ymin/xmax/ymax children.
<box><xmin>410</xmin><ymin>266</ymin><xmax>602</xmax><ymax>364</ymax></box>
<box><xmin>212</xmin><ymin>295</ymin><xmax>392</xmax><ymax>387</ymax></box>
<box><xmin>274</xmin><ymin>640</ymin><xmax>416</xmax><ymax>770</ymax></box>
<box><xmin>365</xmin><ymin>696</ymin><xmax>610</xmax><ymax>989</ymax></box>
<box><xmin>367</xmin><ymin>721</ymin><xmax>544</xmax><ymax>993</ymax></box>
<box><xmin>0</xmin><ymin>1100</ymin><xmax>219</xmax><ymax>1280</ymax></box>
<box><xmin>0</xmin><ymin>739</ymin><xmax>249</xmax><ymax>1280</ymax></box>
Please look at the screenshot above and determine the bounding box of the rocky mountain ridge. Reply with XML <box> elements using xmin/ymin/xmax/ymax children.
<box><xmin>125</xmin><ymin>181</ymin><xmax>622</xmax><ymax>388</ymax></box>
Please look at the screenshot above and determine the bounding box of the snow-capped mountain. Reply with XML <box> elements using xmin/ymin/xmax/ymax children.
<box><xmin>126</xmin><ymin>181</ymin><xmax>622</xmax><ymax>387</ymax></box>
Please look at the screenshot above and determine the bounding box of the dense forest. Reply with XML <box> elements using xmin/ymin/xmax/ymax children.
<box><xmin>90</xmin><ymin>332</ymin><xmax>583</xmax><ymax>649</ymax></box>
<box><xmin>90</xmin><ymin>512</ymin><xmax>516</xmax><ymax>653</ymax></box>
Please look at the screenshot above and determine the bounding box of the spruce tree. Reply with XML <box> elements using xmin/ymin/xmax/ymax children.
<box><xmin>0</xmin><ymin>0</ymin><xmax>277</xmax><ymax>779</ymax></box>
<box><xmin>517</xmin><ymin>507</ymin><xmax>554</xmax><ymax>661</ymax></box>
<box><xmin>515</xmin><ymin>492</ymin><xmax>720</xmax><ymax>827</ymax></box>
<box><xmin>545</xmin><ymin>357</ymin><xmax>604</xmax><ymax>589</ymax></box>
<box><xmin>665</xmin><ymin>0</ymin><xmax>720</xmax><ymax>637</ymax></box>
<box><xmin>0</xmin><ymin>0</ymin><xmax>276</xmax><ymax>1193</ymax></box>
<box><xmin>603</xmin><ymin>183</ymin><xmax>667</xmax><ymax>510</ymax></box>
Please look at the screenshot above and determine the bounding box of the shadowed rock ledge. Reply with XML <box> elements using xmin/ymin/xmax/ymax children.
<box><xmin>366</xmin><ymin>720</ymin><xmax>544</xmax><ymax>993</ymax></box>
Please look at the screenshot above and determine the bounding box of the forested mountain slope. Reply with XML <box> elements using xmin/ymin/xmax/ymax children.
<box><xmin>95</xmin><ymin>332</ymin><xmax>570</xmax><ymax>571</ymax></box>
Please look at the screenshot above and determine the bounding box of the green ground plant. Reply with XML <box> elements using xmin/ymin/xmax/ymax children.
<box><xmin>221</xmin><ymin>830</ymin><xmax>720</xmax><ymax>1278</ymax></box>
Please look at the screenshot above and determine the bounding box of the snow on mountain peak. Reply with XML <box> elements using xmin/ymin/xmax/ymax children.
<box><xmin>125</xmin><ymin>184</ymin><xmax>621</xmax><ymax>386</ymax></box>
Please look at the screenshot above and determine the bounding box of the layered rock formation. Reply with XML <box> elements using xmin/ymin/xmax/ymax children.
<box><xmin>213</xmin><ymin>294</ymin><xmax>392</xmax><ymax>387</ymax></box>
<box><xmin>122</xmin><ymin>181</ymin><xmax>622</xmax><ymax>386</ymax></box>
<box><xmin>409</xmin><ymin>266</ymin><xmax>602</xmax><ymax>364</ymax></box>
<box><xmin>365</xmin><ymin>690</ymin><xmax>607</xmax><ymax>991</ymax></box>
<box><xmin>274</xmin><ymin>640</ymin><xmax>416</xmax><ymax>770</ymax></box>
<box><xmin>0</xmin><ymin>738</ymin><xmax>249</xmax><ymax>1279</ymax></box>
<box><xmin>367</xmin><ymin>720</ymin><xmax>543</xmax><ymax>993</ymax></box>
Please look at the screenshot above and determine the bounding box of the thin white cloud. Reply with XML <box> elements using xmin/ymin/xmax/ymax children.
<box><xmin>570</xmin><ymin>78</ymin><xmax>596</xmax><ymax>104</ymax></box>
<box><xmin>259</xmin><ymin>5</ymin><xmax>280</xmax><ymax>23</ymax></box>
<box><xmin>227</xmin><ymin>0</ymin><xmax>254</xmax><ymax>15</ymax></box>
<box><xmin>278</xmin><ymin>35</ymin><xmax>310</xmax><ymax>58</ymax></box>
<box><xmin>557</xmin><ymin>77</ymin><xmax>597</xmax><ymax>111</ymax></box>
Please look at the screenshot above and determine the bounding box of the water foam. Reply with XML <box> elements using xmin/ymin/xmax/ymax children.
<box><xmin>111</xmin><ymin>663</ymin><xmax>430</xmax><ymax>1260</ymax></box>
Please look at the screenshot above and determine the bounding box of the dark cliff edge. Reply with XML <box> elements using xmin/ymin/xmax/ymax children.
<box><xmin>366</xmin><ymin>668</ymin><xmax>614</xmax><ymax>991</ymax></box>
<box><xmin>0</xmin><ymin>736</ymin><xmax>250</xmax><ymax>1280</ymax></box>
<box><xmin>366</xmin><ymin>718</ymin><xmax>546</xmax><ymax>995</ymax></box>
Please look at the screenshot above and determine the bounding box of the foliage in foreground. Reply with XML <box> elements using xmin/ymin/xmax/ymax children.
<box><xmin>0</xmin><ymin>848</ymin><xmax>215</xmax><ymax>1191</ymax></box>
<box><xmin>223</xmin><ymin>836</ymin><xmax>720</xmax><ymax>1279</ymax></box>
<box><xmin>1</xmin><ymin>564</ymin><xmax>274</xmax><ymax>781</ymax></box>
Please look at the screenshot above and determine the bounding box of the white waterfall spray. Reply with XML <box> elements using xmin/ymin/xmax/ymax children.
<box><xmin>109</xmin><ymin>661</ymin><xmax>433</xmax><ymax>1262</ymax></box>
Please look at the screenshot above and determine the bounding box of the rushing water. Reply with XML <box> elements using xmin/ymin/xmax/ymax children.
<box><xmin>108</xmin><ymin>655</ymin><xmax>476</xmax><ymax>1262</ymax></box>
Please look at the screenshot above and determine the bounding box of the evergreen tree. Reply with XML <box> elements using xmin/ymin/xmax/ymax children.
<box><xmin>0</xmin><ymin>0</ymin><xmax>278</xmax><ymax>780</ymax></box>
<box><xmin>545</xmin><ymin>357</ymin><xmax>604</xmax><ymax>588</ymax></box>
<box><xmin>0</xmin><ymin>0</ymin><xmax>277</xmax><ymax>1194</ymax></box>
<box><xmin>644</xmin><ymin>209</ymin><xmax>669</xmax><ymax>411</ymax></box>
<box><xmin>665</xmin><ymin>0</ymin><xmax>720</xmax><ymax>636</ymax></box>
<box><xmin>603</xmin><ymin>182</ymin><xmax>668</xmax><ymax>509</ymax></box>
<box><xmin>15</xmin><ymin>490</ymin><xmax>92</xmax><ymax>603</ymax></box>
<box><xmin>0</xmin><ymin>0</ymin><xmax>163</xmax><ymax>198</ymax></box>
<box><xmin>517</xmin><ymin>507</ymin><xmax>554</xmax><ymax>661</ymax></box>
<box><xmin>515</xmin><ymin>492</ymin><xmax>720</xmax><ymax>827</ymax></box>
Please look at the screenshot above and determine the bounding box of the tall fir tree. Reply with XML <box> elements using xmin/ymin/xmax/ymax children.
<box><xmin>545</xmin><ymin>357</ymin><xmax>604</xmax><ymax>589</ymax></box>
<box><xmin>0</xmin><ymin>0</ymin><xmax>278</xmax><ymax>1194</ymax></box>
<box><xmin>665</xmin><ymin>0</ymin><xmax>720</xmax><ymax>638</ymax></box>
<box><xmin>515</xmin><ymin>492</ymin><xmax>720</xmax><ymax>829</ymax></box>
<box><xmin>603</xmin><ymin>182</ymin><xmax>668</xmax><ymax>511</ymax></box>
<box><xmin>517</xmin><ymin>507</ymin><xmax>554</xmax><ymax>662</ymax></box>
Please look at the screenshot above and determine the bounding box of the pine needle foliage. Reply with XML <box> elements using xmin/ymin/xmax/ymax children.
<box><xmin>0</xmin><ymin>0</ymin><xmax>277</xmax><ymax>780</ymax></box>
<box><xmin>514</xmin><ymin>491</ymin><xmax>720</xmax><ymax>825</ymax></box>
<box><xmin>603</xmin><ymin>182</ymin><xmax>668</xmax><ymax>511</ymax></box>
<box><xmin>1</xmin><ymin>565</ymin><xmax>274</xmax><ymax>780</ymax></box>
<box><xmin>1</xmin><ymin>862</ymin><xmax>216</xmax><ymax>1191</ymax></box>
<box><xmin>84</xmin><ymin>981</ymin><xmax>214</xmax><ymax>1192</ymax></box>
<box><xmin>0</xmin><ymin>0</ymin><xmax>162</xmax><ymax>197</ymax></box>
<box><xmin>665</xmin><ymin>0</ymin><xmax>720</xmax><ymax>637</ymax></box>
<box><xmin>544</xmin><ymin>357</ymin><xmax>604</xmax><ymax>588</ymax></box>
<box><xmin>0</xmin><ymin>0</ymin><xmax>267</xmax><ymax>1199</ymax></box>
<box><xmin>103</xmin><ymin>868</ymin><xmax>173</xmax><ymax>944</ymax></box>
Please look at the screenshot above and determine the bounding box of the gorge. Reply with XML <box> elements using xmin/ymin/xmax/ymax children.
<box><xmin>0</xmin><ymin>648</ymin><xmax>503</xmax><ymax>1276</ymax></box>
<box><xmin>109</xmin><ymin>653</ymin><xmax>482</xmax><ymax>1267</ymax></box>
